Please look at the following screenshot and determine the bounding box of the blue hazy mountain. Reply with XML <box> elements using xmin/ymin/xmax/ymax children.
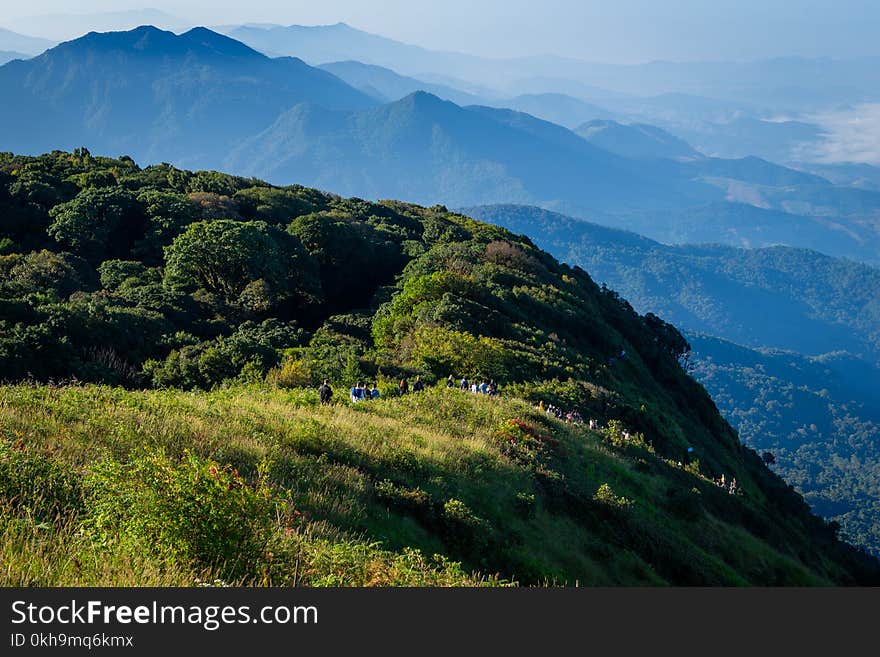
<box><xmin>223</xmin><ymin>23</ymin><xmax>880</xmax><ymax>110</ymax></box>
<box><xmin>221</xmin><ymin>22</ymin><xmax>878</xmax><ymax>167</ymax></box>
<box><xmin>0</xmin><ymin>26</ymin><xmax>376</xmax><ymax>168</ymax></box>
<box><xmin>227</xmin><ymin>86</ymin><xmax>878</xmax><ymax>221</ymax></box>
<box><xmin>222</xmin><ymin>22</ymin><xmax>481</xmax><ymax>75</ymax></box>
<box><xmin>318</xmin><ymin>60</ymin><xmax>485</xmax><ymax>105</ymax></box>
<box><xmin>495</xmin><ymin>93</ymin><xmax>616</xmax><ymax>129</ymax></box>
<box><xmin>225</xmin><ymin>91</ymin><xmax>716</xmax><ymax>211</ymax></box>
<box><xmin>0</xmin><ymin>27</ymin><xmax>54</xmax><ymax>56</ymax></box>
<box><xmin>576</xmin><ymin>119</ymin><xmax>704</xmax><ymax>160</ymax></box>
<box><xmin>793</xmin><ymin>162</ymin><xmax>880</xmax><ymax>192</ymax></box>
<box><xmin>565</xmin><ymin>200</ymin><xmax>880</xmax><ymax>266</ymax></box>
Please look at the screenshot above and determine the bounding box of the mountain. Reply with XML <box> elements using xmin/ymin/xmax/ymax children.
<box><xmin>495</xmin><ymin>93</ymin><xmax>615</xmax><ymax>129</ymax></box>
<box><xmin>689</xmin><ymin>335</ymin><xmax>880</xmax><ymax>556</ymax></box>
<box><xmin>463</xmin><ymin>205</ymin><xmax>880</xmax><ymax>361</ymax></box>
<box><xmin>318</xmin><ymin>60</ymin><xmax>485</xmax><ymax>105</ymax></box>
<box><xmin>0</xmin><ymin>26</ymin><xmax>376</xmax><ymax>168</ymax></box>
<box><xmin>578</xmin><ymin>201</ymin><xmax>880</xmax><ymax>266</ymax></box>
<box><xmin>0</xmin><ymin>27</ymin><xmax>54</xmax><ymax>56</ymax></box>
<box><xmin>219</xmin><ymin>26</ymin><xmax>880</xmax><ymax>112</ymax></box>
<box><xmin>792</xmin><ymin>162</ymin><xmax>880</xmax><ymax>192</ymax></box>
<box><xmin>222</xmin><ymin>22</ymin><xmax>483</xmax><ymax>75</ymax></box>
<box><xmin>226</xmin><ymin>91</ymin><xmax>711</xmax><ymax>211</ymax></box>
<box><xmin>576</xmin><ymin>120</ymin><xmax>704</xmax><ymax>160</ymax></box>
<box><xmin>1</xmin><ymin>149</ymin><xmax>877</xmax><ymax>586</ymax></box>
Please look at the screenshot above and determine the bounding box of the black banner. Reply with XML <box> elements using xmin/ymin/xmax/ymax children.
<box><xmin>1</xmin><ymin>587</ymin><xmax>877</xmax><ymax>654</ymax></box>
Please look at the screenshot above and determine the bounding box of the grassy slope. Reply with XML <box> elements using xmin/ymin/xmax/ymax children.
<box><xmin>2</xmin><ymin>383</ymin><xmax>869</xmax><ymax>586</ymax></box>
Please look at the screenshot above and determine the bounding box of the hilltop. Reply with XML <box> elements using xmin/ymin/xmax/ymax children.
<box><xmin>1</xmin><ymin>150</ymin><xmax>877</xmax><ymax>586</ymax></box>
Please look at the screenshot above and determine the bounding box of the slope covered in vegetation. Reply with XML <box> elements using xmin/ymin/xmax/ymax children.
<box><xmin>465</xmin><ymin>203</ymin><xmax>880</xmax><ymax>557</ymax></box>
<box><xmin>1</xmin><ymin>150</ymin><xmax>877</xmax><ymax>585</ymax></box>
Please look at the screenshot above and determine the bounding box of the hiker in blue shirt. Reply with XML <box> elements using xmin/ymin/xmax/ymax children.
<box><xmin>350</xmin><ymin>382</ymin><xmax>365</xmax><ymax>403</ymax></box>
<box><xmin>369</xmin><ymin>384</ymin><xmax>380</xmax><ymax>399</ymax></box>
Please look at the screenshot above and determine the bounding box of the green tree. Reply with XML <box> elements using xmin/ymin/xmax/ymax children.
<box><xmin>47</xmin><ymin>187</ymin><xmax>144</xmax><ymax>262</ymax></box>
<box><xmin>164</xmin><ymin>220</ymin><xmax>321</xmax><ymax>313</ymax></box>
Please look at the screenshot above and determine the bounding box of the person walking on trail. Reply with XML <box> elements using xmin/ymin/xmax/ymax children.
<box><xmin>319</xmin><ymin>379</ymin><xmax>333</xmax><ymax>405</ymax></box>
<box><xmin>351</xmin><ymin>382</ymin><xmax>366</xmax><ymax>403</ymax></box>
<box><xmin>412</xmin><ymin>376</ymin><xmax>425</xmax><ymax>393</ymax></box>
<box><xmin>446</xmin><ymin>375</ymin><xmax>455</xmax><ymax>388</ymax></box>
<box><xmin>460</xmin><ymin>377</ymin><xmax>469</xmax><ymax>391</ymax></box>
<box><xmin>369</xmin><ymin>384</ymin><xmax>381</xmax><ymax>399</ymax></box>
<box><xmin>398</xmin><ymin>378</ymin><xmax>409</xmax><ymax>396</ymax></box>
<box><xmin>480</xmin><ymin>380</ymin><xmax>489</xmax><ymax>395</ymax></box>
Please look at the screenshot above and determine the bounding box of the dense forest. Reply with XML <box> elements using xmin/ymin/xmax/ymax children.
<box><xmin>1</xmin><ymin>150</ymin><xmax>877</xmax><ymax>586</ymax></box>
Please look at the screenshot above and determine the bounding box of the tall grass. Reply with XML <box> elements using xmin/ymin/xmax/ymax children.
<box><xmin>0</xmin><ymin>383</ymin><xmax>840</xmax><ymax>586</ymax></box>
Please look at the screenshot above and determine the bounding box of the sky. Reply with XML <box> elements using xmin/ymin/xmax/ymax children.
<box><xmin>2</xmin><ymin>0</ymin><xmax>880</xmax><ymax>63</ymax></box>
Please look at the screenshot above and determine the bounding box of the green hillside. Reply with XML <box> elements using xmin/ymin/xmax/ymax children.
<box><xmin>1</xmin><ymin>150</ymin><xmax>877</xmax><ymax>586</ymax></box>
<box><xmin>463</xmin><ymin>203</ymin><xmax>880</xmax><ymax>557</ymax></box>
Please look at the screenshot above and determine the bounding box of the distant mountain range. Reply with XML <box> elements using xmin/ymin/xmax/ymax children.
<box><xmin>0</xmin><ymin>27</ymin><xmax>54</xmax><ymax>56</ymax></box>
<box><xmin>0</xmin><ymin>26</ymin><xmax>375</xmax><ymax>169</ymax></box>
<box><xmin>2</xmin><ymin>25</ymin><xmax>879</xmax><ymax>265</ymax></box>
<box><xmin>576</xmin><ymin>120</ymin><xmax>703</xmax><ymax>160</ymax></box>
<box><xmin>318</xmin><ymin>60</ymin><xmax>485</xmax><ymax>106</ymax></box>
<box><xmin>219</xmin><ymin>23</ymin><xmax>880</xmax><ymax>110</ymax></box>
<box><xmin>6</xmin><ymin>20</ymin><xmax>873</xmax><ymax>166</ymax></box>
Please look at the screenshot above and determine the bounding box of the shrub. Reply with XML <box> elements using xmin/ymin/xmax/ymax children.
<box><xmin>442</xmin><ymin>498</ymin><xmax>492</xmax><ymax>555</ymax></box>
<box><xmin>84</xmin><ymin>448</ymin><xmax>279</xmax><ymax>578</ymax></box>
<box><xmin>514</xmin><ymin>492</ymin><xmax>536</xmax><ymax>519</ymax></box>
<box><xmin>667</xmin><ymin>486</ymin><xmax>704</xmax><ymax>521</ymax></box>
<box><xmin>493</xmin><ymin>418</ymin><xmax>558</xmax><ymax>473</ymax></box>
<box><xmin>267</xmin><ymin>357</ymin><xmax>314</xmax><ymax>389</ymax></box>
<box><xmin>0</xmin><ymin>436</ymin><xmax>83</xmax><ymax>523</ymax></box>
<box><xmin>375</xmin><ymin>480</ymin><xmax>432</xmax><ymax>515</ymax></box>
<box><xmin>594</xmin><ymin>483</ymin><xmax>633</xmax><ymax>511</ymax></box>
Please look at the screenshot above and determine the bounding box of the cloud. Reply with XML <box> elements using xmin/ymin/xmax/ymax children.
<box><xmin>794</xmin><ymin>103</ymin><xmax>880</xmax><ymax>165</ymax></box>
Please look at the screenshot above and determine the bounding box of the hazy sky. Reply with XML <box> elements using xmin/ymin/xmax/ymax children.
<box><xmin>2</xmin><ymin>0</ymin><xmax>879</xmax><ymax>63</ymax></box>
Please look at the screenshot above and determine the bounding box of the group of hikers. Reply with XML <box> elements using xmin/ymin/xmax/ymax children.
<box><xmin>536</xmin><ymin>400</ymin><xmax>586</xmax><ymax>425</ymax></box>
<box><xmin>396</xmin><ymin>376</ymin><xmax>426</xmax><ymax>396</ymax></box>
<box><xmin>448</xmin><ymin>375</ymin><xmax>499</xmax><ymax>396</ymax></box>
<box><xmin>349</xmin><ymin>381</ymin><xmax>381</xmax><ymax>402</ymax></box>
<box><xmin>317</xmin><ymin>373</ymin><xmax>498</xmax><ymax>405</ymax></box>
<box><xmin>715</xmin><ymin>474</ymin><xmax>739</xmax><ymax>495</ymax></box>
